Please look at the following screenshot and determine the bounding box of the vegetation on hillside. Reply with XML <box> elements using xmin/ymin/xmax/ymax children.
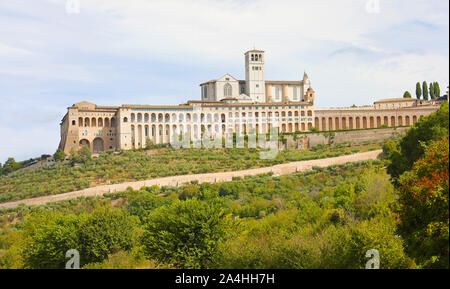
<box><xmin>0</xmin><ymin>142</ymin><xmax>380</xmax><ymax>204</ymax></box>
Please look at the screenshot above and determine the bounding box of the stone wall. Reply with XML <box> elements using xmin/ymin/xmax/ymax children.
<box><xmin>284</xmin><ymin>127</ymin><xmax>408</xmax><ymax>149</ymax></box>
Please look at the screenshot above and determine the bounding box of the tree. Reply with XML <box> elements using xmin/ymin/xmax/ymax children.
<box><xmin>423</xmin><ymin>81</ymin><xmax>429</xmax><ymax>101</ymax></box>
<box><xmin>434</xmin><ymin>82</ymin><xmax>441</xmax><ymax>98</ymax></box>
<box><xmin>53</xmin><ymin>149</ymin><xmax>66</xmax><ymax>162</ymax></box>
<box><xmin>141</xmin><ymin>199</ymin><xmax>234</xmax><ymax>268</ymax></box>
<box><xmin>403</xmin><ymin>91</ymin><xmax>412</xmax><ymax>98</ymax></box>
<box><xmin>385</xmin><ymin>102</ymin><xmax>449</xmax><ymax>183</ymax></box>
<box><xmin>75</xmin><ymin>146</ymin><xmax>92</xmax><ymax>165</ymax></box>
<box><xmin>429</xmin><ymin>82</ymin><xmax>435</xmax><ymax>100</ymax></box>
<box><xmin>78</xmin><ymin>207</ymin><xmax>138</xmax><ymax>265</ymax></box>
<box><xmin>398</xmin><ymin>138</ymin><xmax>449</xmax><ymax>268</ymax></box>
<box><xmin>2</xmin><ymin>158</ymin><xmax>21</xmax><ymax>175</ymax></box>
<box><xmin>22</xmin><ymin>212</ymin><xmax>81</xmax><ymax>269</ymax></box>
<box><xmin>416</xmin><ymin>82</ymin><xmax>422</xmax><ymax>99</ymax></box>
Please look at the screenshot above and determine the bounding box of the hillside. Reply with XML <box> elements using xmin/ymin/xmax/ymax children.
<box><xmin>0</xmin><ymin>142</ymin><xmax>381</xmax><ymax>204</ymax></box>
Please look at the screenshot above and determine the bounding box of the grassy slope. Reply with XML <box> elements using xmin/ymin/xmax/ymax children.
<box><xmin>0</xmin><ymin>142</ymin><xmax>381</xmax><ymax>203</ymax></box>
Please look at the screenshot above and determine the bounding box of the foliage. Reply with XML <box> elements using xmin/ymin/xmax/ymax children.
<box><xmin>384</xmin><ymin>102</ymin><xmax>449</xmax><ymax>183</ymax></box>
<box><xmin>0</xmin><ymin>143</ymin><xmax>380</xmax><ymax>204</ymax></box>
<box><xmin>397</xmin><ymin>138</ymin><xmax>449</xmax><ymax>268</ymax></box>
<box><xmin>403</xmin><ymin>91</ymin><xmax>412</xmax><ymax>98</ymax></box>
<box><xmin>141</xmin><ymin>198</ymin><xmax>234</xmax><ymax>269</ymax></box>
<box><xmin>416</xmin><ymin>82</ymin><xmax>422</xmax><ymax>99</ymax></box>
<box><xmin>423</xmin><ymin>81</ymin><xmax>429</xmax><ymax>101</ymax></box>
<box><xmin>53</xmin><ymin>149</ymin><xmax>66</xmax><ymax>162</ymax></box>
<box><xmin>2</xmin><ymin>158</ymin><xmax>21</xmax><ymax>175</ymax></box>
<box><xmin>77</xmin><ymin>206</ymin><xmax>138</xmax><ymax>265</ymax></box>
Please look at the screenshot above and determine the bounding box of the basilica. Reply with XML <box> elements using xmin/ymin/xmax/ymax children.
<box><xmin>59</xmin><ymin>49</ymin><xmax>440</xmax><ymax>154</ymax></box>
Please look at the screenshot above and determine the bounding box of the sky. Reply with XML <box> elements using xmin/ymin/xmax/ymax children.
<box><xmin>0</xmin><ymin>0</ymin><xmax>448</xmax><ymax>163</ymax></box>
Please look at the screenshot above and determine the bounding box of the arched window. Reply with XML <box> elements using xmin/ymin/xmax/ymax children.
<box><xmin>224</xmin><ymin>83</ymin><xmax>232</xmax><ymax>97</ymax></box>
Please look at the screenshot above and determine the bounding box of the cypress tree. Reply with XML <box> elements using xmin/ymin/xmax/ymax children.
<box><xmin>416</xmin><ymin>82</ymin><xmax>422</xmax><ymax>99</ymax></box>
<box><xmin>423</xmin><ymin>81</ymin><xmax>429</xmax><ymax>101</ymax></box>
<box><xmin>434</xmin><ymin>82</ymin><xmax>440</xmax><ymax>98</ymax></box>
<box><xmin>429</xmin><ymin>82</ymin><xmax>435</xmax><ymax>99</ymax></box>
<box><xmin>403</xmin><ymin>91</ymin><xmax>412</xmax><ymax>98</ymax></box>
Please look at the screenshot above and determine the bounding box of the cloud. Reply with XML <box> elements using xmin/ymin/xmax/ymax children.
<box><xmin>0</xmin><ymin>0</ymin><xmax>448</xmax><ymax>161</ymax></box>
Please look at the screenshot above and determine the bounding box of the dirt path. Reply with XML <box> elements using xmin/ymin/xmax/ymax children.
<box><xmin>0</xmin><ymin>150</ymin><xmax>382</xmax><ymax>210</ymax></box>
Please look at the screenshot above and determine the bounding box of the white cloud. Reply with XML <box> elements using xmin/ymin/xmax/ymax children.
<box><xmin>0</xmin><ymin>0</ymin><xmax>448</xmax><ymax>160</ymax></box>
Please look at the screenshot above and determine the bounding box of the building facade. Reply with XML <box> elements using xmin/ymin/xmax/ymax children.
<box><xmin>59</xmin><ymin>50</ymin><xmax>441</xmax><ymax>154</ymax></box>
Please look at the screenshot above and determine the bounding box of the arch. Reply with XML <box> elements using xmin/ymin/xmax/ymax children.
<box><xmin>349</xmin><ymin>117</ymin><xmax>354</xmax><ymax>129</ymax></box>
<box><xmin>288</xmin><ymin>123</ymin><xmax>293</xmax><ymax>132</ymax></box>
<box><xmin>78</xmin><ymin>117</ymin><xmax>83</xmax><ymax>127</ymax></box>
<box><xmin>282</xmin><ymin>123</ymin><xmax>286</xmax><ymax>132</ymax></box>
<box><xmin>362</xmin><ymin>117</ymin><xmax>367</xmax><ymax>129</ymax></box>
<box><xmin>335</xmin><ymin>117</ymin><xmax>340</xmax><ymax>130</ymax></box>
<box><xmin>144</xmin><ymin>113</ymin><xmax>149</xmax><ymax>122</ymax></box>
<box><xmin>123</xmin><ymin>117</ymin><xmax>128</xmax><ymax>123</ymax></box>
<box><xmin>391</xmin><ymin>116</ymin><xmax>396</xmax><ymax>127</ymax></box>
<box><xmin>369</xmin><ymin>116</ymin><xmax>374</xmax><ymax>128</ymax></box>
<box><xmin>301</xmin><ymin>123</ymin><xmax>306</xmax><ymax>131</ymax></box>
<box><xmin>104</xmin><ymin>118</ymin><xmax>110</xmax><ymax>127</ymax></box>
<box><xmin>224</xmin><ymin>83</ymin><xmax>232</xmax><ymax>97</ymax></box>
<box><xmin>84</xmin><ymin>117</ymin><xmax>90</xmax><ymax>127</ymax></box>
<box><xmin>131</xmin><ymin>113</ymin><xmax>136</xmax><ymax>122</ymax></box>
<box><xmin>307</xmin><ymin>110</ymin><xmax>312</xmax><ymax>117</ymax></box>
<box><xmin>321</xmin><ymin>117</ymin><xmax>326</xmax><ymax>131</ymax></box>
<box><xmin>384</xmin><ymin>116</ymin><xmax>388</xmax><ymax>125</ymax></box>
<box><xmin>328</xmin><ymin>117</ymin><xmax>333</xmax><ymax>131</ymax></box>
<box><xmin>158</xmin><ymin>113</ymin><xmax>163</xmax><ymax>122</ymax></box>
<box><xmin>91</xmin><ymin>117</ymin><xmax>97</xmax><ymax>127</ymax></box>
<box><xmin>98</xmin><ymin>117</ymin><xmax>103</xmax><ymax>127</ymax></box>
<box><xmin>165</xmin><ymin>114</ymin><xmax>170</xmax><ymax>123</ymax></box>
<box><xmin>405</xmin><ymin>116</ymin><xmax>410</xmax><ymax>126</ymax></box>
<box><xmin>356</xmin><ymin>117</ymin><xmax>360</xmax><ymax>129</ymax></box>
<box><xmin>413</xmin><ymin>115</ymin><xmax>417</xmax><ymax>124</ymax></box>
<box><xmin>376</xmin><ymin>116</ymin><xmax>381</xmax><ymax>128</ymax></box>
<box><xmin>137</xmin><ymin>113</ymin><xmax>142</xmax><ymax>122</ymax></box>
<box><xmin>151</xmin><ymin>113</ymin><xmax>157</xmax><ymax>122</ymax></box>
<box><xmin>315</xmin><ymin>117</ymin><xmax>319</xmax><ymax>129</ymax></box>
<box><xmin>342</xmin><ymin>117</ymin><xmax>347</xmax><ymax>129</ymax></box>
<box><xmin>398</xmin><ymin>116</ymin><xmax>403</xmax><ymax>126</ymax></box>
<box><xmin>308</xmin><ymin>123</ymin><xmax>313</xmax><ymax>131</ymax></box>
<box><xmin>93</xmin><ymin>138</ymin><xmax>104</xmax><ymax>153</ymax></box>
<box><xmin>79</xmin><ymin>139</ymin><xmax>90</xmax><ymax>149</ymax></box>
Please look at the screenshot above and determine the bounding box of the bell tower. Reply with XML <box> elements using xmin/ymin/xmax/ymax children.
<box><xmin>245</xmin><ymin>50</ymin><xmax>266</xmax><ymax>103</ymax></box>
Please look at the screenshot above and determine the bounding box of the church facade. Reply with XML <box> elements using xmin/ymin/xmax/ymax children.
<box><xmin>59</xmin><ymin>50</ymin><xmax>441</xmax><ymax>154</ymax></box>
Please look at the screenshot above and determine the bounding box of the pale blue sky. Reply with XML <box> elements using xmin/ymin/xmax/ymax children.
<box><xmin>0</xmin><ymin>0</ymin><xmax>448</xmax><ymax>162</ymax></box>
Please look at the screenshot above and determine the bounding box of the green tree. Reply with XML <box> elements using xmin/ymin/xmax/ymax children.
<box><xmin>385</xmin><ymin>102</ymin><xmax>449</xmax><ymax>183</ymax></box>
<box><xmin>422</xmin><ymin>81</ymin><xmax>429</xmax><ymax>101</ymax></box>
<box><xmin>53</xmin><ymin>149</ymin><xmax>67</xmax><ymax>162</ymax></box>
<box><xmin>141</xmin><ymin>199</ymin><xmax>234</xmax><ymax>268</ymax></box>
<box><xmin>403</xmin><ymin>91</ymin><xmax>412</xmax><ymax>98</ymax></box>
<box><xmin>429</xmin><ymin>82</ymin><xmax>435</xmax><ymax>99</ymax></box>
<box><xmin>78</xmin><ymin>207</ymin><xmax>138</xmax><ymax>265</ymax></box>
<box><xmin>416</xmin><ymin>82</ymin><xmax>422</xmax><ymax>99</ymax></box>
<box><xmin>2</xmin><ymin>158</ymin><xmax>21</xmax><ymax>175</ymax></box>
<box><xmin>398</xmin><ymin>138</ymin><xmax>449</xmax><ymax>268</ymax></box>
<box><xmin>21</xmin><ymin>212</ymin><xmax>82</xmax><ymax>269</ymax></box>
<box><xmin>434</xmin><ymin>82</ymin><xmax>440</xmax><ymax>98</ymax></box>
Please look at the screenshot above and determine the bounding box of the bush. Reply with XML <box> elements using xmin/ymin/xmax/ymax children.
<box><xmin>141</xmin><ymin>199</ymin><xmax>234</xmax><ymax>268</ymax></box>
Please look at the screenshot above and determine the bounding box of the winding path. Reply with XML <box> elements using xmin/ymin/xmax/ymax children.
<box><xmin>0</xmin><ymin>150</ymin><xmax>382</xmax><ymax>209</ymax></box>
